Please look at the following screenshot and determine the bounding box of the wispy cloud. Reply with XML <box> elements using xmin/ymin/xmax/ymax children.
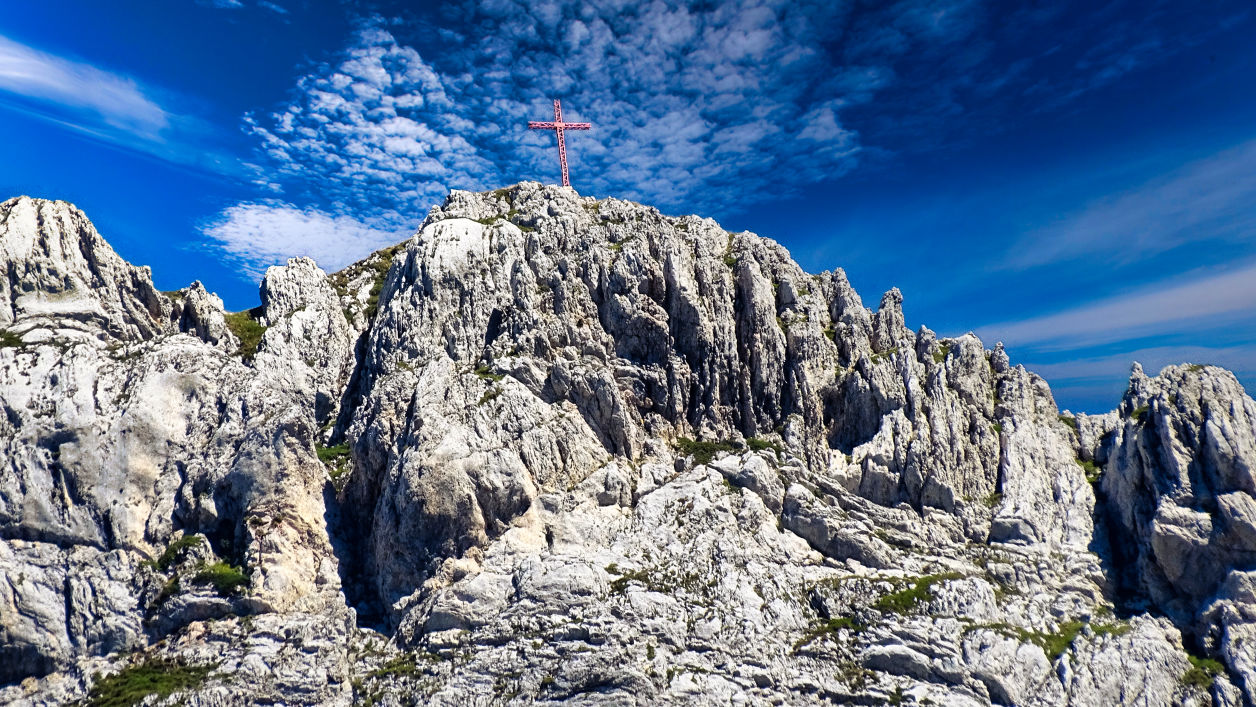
<box><xmin>202</xmin><ymin>202</ymin><xmax>410</xmax><ymax>278</ymax></box>
<box><xmin>976</xmin><ymin>262</ymin><xmax>1256</xmax><ymax>350</ymax></box>
<box><xmin>0</xmin><ymin>33</ymin><xmax>240</xmax><ymax>176</ymax></box>
<box><xmin>1024</xmin><ymin>344</ymin><xmax>1256</xmax><ymax>382</ymax></box>
<box><xmin>1004</xmin><ymin>139</ymin><xmax>1256</xmax><ymax>270</ymax></box>
<box><xmin>1020</xmin><ymin>343</ymin><xmax>1255</xmax><ymax>413</ymax></box>
<box><xmin>0</xmin><ymin>33</ymin><xmax>168</xmax><ymax>137</ymax></box>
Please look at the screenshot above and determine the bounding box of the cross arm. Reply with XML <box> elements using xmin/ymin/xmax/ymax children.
<box><xmin>528</xmin><ymin>121</ymin><xmax>591</xmax><ymax>130</ymax></box>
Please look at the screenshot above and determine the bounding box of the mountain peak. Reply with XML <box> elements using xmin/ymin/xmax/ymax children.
<box><xmin>1</xmin><ymin>192</ymin><xmax>1254</xmax><ymax>704</ymax></box>
<box><xmin>0</xmin><ymin>195</ymin><xmax>170</xmax><ymax>344</ymax></box>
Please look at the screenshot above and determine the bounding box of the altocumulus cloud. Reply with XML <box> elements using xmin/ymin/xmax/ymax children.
<box><xmin>206</xmin><ymin>0</ymin><xmax>982</xmax><ymax>277</ymax></box>
<box><xmin>202</xmin><ymin>202</ymin><xmax>408</xmax><ymax>279</ymax></box>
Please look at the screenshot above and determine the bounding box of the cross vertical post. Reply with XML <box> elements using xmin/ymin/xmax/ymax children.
<box><xmin>528</xmin><ymin>99</ymin><xmax>591</xmax><ymax>188</ymax></box>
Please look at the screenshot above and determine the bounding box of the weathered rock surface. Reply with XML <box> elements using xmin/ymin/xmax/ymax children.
<box><xmin>1</xmin><ymin>185</ymin><xmax>1253</xmax><ymax>705</ymax></box>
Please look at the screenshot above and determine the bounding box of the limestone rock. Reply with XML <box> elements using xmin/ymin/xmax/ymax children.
<box><xmin>1</xmin><ymin>187</ymin><xmax>1252</xmax><ymax>705</ymax></box>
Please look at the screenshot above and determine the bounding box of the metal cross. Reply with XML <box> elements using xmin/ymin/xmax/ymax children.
<box><xmin>528</xmin><ymin>99</ymin><xmax>591</xmax><ymax>188</ymax></box>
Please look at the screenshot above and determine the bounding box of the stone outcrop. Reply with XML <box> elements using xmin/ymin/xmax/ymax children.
<box><xmin>1</xmin><ymin>186</ymin><xmax>1253</xmax><ymax>705</ymax></box>
<box><xmin>1094</xmin><ymin>363</ymin><xmax>1256</xmax><ymax>702</ymax></box>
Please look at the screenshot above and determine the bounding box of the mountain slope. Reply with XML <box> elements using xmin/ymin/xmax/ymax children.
<box><xmin>0</xmin><ymin>186</ymin><xmax>1253</xmax><ymax>705</ymax></box>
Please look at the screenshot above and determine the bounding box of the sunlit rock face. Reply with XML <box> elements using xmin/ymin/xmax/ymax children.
<box><xmin>2</xmin><ymin>185</ymin><xmax>1253</xmax><ymax>705</ymax></box>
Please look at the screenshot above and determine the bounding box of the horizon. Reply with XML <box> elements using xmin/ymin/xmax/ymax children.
<box><xmin>1</xmin><ymin>0</ymin><xmax>1253</xmax><ymax>413</ymax></box>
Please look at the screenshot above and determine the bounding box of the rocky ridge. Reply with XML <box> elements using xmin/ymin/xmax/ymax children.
<box><xmin>0</xmin><ymin>185</ymin><xmax>1253</xmax><ymax>705</ymax></box>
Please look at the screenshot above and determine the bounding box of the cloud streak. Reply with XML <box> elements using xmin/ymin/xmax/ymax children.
<box><xmin>1025</xmin><ymin>344</ymin><xmax>1255</xmax><ymax>382</ymax></box>
<box><xmin>0</xmin><ymin>33</ymin><xmax>168</xmax><ymax>137</ymax></box>
<box><xmin>1004</xmin><ymin>139</ymin><xmax>1256</xmax><ymax>270</ymax></box>
<box><xmin>0</xmin><ymin>33</ymin><xmax>242</xmax><ymax>177</ymax></box>
<box><xmin>976</xmin><ymin>262</ymin><xmax>1256</xmax><ymax>350</ymax></box>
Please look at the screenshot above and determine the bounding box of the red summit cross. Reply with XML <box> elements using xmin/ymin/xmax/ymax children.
<box><xmin>528</xmin><ymin>99</ymin><xmax>591</xmax><ymax>188</ymax></box>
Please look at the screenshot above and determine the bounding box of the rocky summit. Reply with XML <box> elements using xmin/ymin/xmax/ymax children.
<box><xmin>1</xmin><ymin>183</ymin><xmax>1254</xmax><ymax>706</ymax></box>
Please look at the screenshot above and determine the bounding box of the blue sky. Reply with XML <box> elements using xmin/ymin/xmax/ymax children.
<box><xmin>0</xmin><ymin>0</ymin><xmax>1252</xmax><ymax>413</ymax></box>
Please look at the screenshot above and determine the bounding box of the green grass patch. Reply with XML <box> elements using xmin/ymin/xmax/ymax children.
<box><xmin>723</xmin><ymin>253</ymin><xmax>738</xmax><ymax>268</ymax></box>
<box><xmin>794</xmin><ymin>616</ymin><xmax>866</xmax><ymax>651</ymax></box>
<box><xmin>983</xmin><ymin>492</ymin><xmax>1003</xmax><ymax>508</ymax></box>
<box><xmin>363</xmin><ymin>243</ymin><xmax>405</xmax><ymax>320</ymax></box>
<box><xmin>224</xmin><ymin>309</ymin><xmax>267</xmax><ymax>361</ymax></box>
<box><xmin>0</xmin><ymin>330</ymin><xmax>23</xmax><ymax>348</ymax></box>
<box><xmin>1038</xmin><ymin>620</ymin><xmax>1085</xmax><ymax>660</ymax></box>
<box><xmin>874</xmin><ymin>572</ymin><xmax>963</xmax><ymax>614</ymax></box>
<box><xmin>1187</xmin><ymin>363</ymin><xmax>1205</xmax><ymax>373</ymax></box>
<box><xmin>1091</xmin><ymin>620</ymin><xmax>1132</xmax><ymax>638</ymax></box>
<box><xmin>823</xmin><ymin>326</ymin><xmax>836</xmax><ymax>342</ymax></box>
<box><xmin>675</xmin><ymin>437</ymin><xmax>741</xmax><ymax>465</ymax></box>
<box><xmin>1059</xmin><ymin>414</ymin><xmax>1077</xmax><ymax>430</ymax></box>
<box><xmin>991</xmin><ymin>422</ymin><xmax>1003</xmax><ymax>434</ymax></box>
<box><xmin>1132</xmin><ymin>404</ymin><xmax>1149</xmax><ymax>422</ymax></box>
<box><xmin>933</xmin><ymin>343</ymin><xmax>951</xmax><ymax>364</ymax></box>
<box><xmin>153</xmin><ymin>535</ymin><xmax>203</xmax><ymax>572</ymax></box>
<box><xmin>607</xmin><ymin>564</ymin><xmax>703</xmax><ymax>596</ymax></box>
<box><xmin>316</xmin><ymin>443</ymin><xmax>350</xmax><ymax>465</ymax></box>
<box><xmin>965</xmin><ymin>619</ymin><xmax>1085</xmax><ymax>661</ymax></box>
<box><xmin>871</xmin><ymin>347</ymin><xmax>899</xmax><ymax>363</ymax></box>
<box><xmin>86</xmin><ymin>658</ymin><xmax>214</xmax><ymax>707</ymax></box>
<box><xmin>1182</xmin><ymin>653</ymin><xmax>1224</xmax><ymax>690</ymax></box>
<box><xmin>317</xmin><ymin>443</ymin><xmax>351</xmax><ymax>483</ymax></box>
<box><xmin>746</xmin><ymin>437</ymin><xmax>783</xmax><ymax>456</ymax></box>
<box><xmin>368</xmin><ymin>654</ymin><xmax>420</xmax><ymax>680</ymax></box>
<box><xmin>478</xmin><ymin>387</ymin><xmax>502</xmax><ymax>406</ymax></box>
<box><xmin>609</xmin><ymin>236</ymin><xmax>637</xmax><ymax>252</ymax></box>
<box><xmin>474</xmin><ymin>365</ymin><xmax>505</xmax><ymax>382</ymax></box>
<box><xmin>1077</xmin><ymin>458</ymin><xmax>1102</xmax><ymax>484</ymax></box>
<box><xmin>191</xmin><ymin>562</ymin><xmax>249</xmax><ymax>596</ymax></box>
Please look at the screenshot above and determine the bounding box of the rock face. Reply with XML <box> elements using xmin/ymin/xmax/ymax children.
<box><xmin>0</xmin><ymin>186</ymin><xmax>1253</xmax><ymax>705</ymax></box>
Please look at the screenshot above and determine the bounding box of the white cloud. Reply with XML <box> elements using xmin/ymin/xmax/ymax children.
<box><xmin>0</xmin><ymin>33</ymin><xmax>168</xmax><ymax>137</ymax></box>
<box><xmin>202</xmin><ymin>202</ymin><xmax>412</xmax><ymax>279</ymax></box>
<box><xmin>229</xmin><ymin>1</ymin><xmax>905</xmax><ymax>225</ymax></box>
<box><xmin>1024</xmin><ymin>344</ymin><xmax>1256</xmax><ymax>383</ymax></box>
<box><xmin>1004</xmin><ymin>139</ymin><xmax>1256</xmax><ymax>270</ymax></box>
<box><xmin>0</xmin><ymin>33</ymin><xmax>242</xmax><ymax>176</ymax></box>
<box><xmin>241</xmin><ymin>28</ymin><xmax>492</xmax><ymax>221</ymax></box>
<box><xmin>976</xmin><ymin>262</ymin><xmax>1256</xmax><ymax>350</ymax></box>
<box><xmin>1020</xmin><ymin>343</ymin><xmax>1255</xmax><ymax>413</ymax></box>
